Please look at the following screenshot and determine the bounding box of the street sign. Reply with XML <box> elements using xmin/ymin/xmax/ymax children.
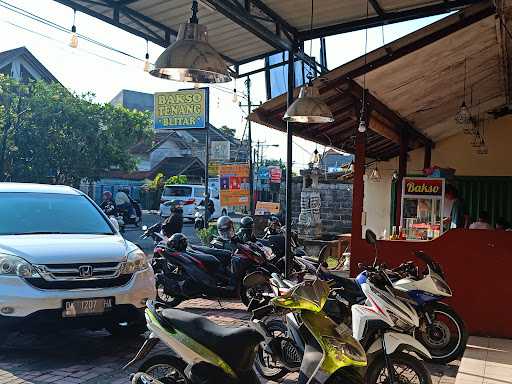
<box><xmin>154</xmin><ymin>89</ymin><xmax>207</xmax><ymax>129</ymax></box>
<box><xmin>268</xmin><ymin>166</ymin><xmax>282</xmax><ymax>183</ymax></box>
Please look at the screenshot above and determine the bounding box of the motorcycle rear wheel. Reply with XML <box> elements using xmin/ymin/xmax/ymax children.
<box><xmin>365</xmin><ymin>352</ymin><xmax>432</xmax><ymax>384</ymax></box>
<box><xmin>156</xmin><ymin>283</ymin><xmax>183</xmax><ymax>307</ymax></box>
<box><xmin>416</xmin><ymin>303</ymin><xmax>468</xmax><ymax>364</ymax></box>
<box><xmin>139</xmin><ymin>355</ymin><xmax>189</xmax><ymax>384</ymax></box>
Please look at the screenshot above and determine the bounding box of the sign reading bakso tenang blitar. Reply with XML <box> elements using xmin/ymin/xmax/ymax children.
<box><xmin>403</xmin><ymin>177</ymin><xmax>443</xmax><ymax>197</ymax></box>
<box><xmin>154</xmin><ymin>89</ymin><xmax>208</xmax><ymax>129</ymax></box>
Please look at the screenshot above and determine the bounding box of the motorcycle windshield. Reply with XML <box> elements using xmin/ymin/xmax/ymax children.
<box><xmin>272</xmin><ymin>279</ymin><xmax>330</xmax><ymax>312</ymax></box>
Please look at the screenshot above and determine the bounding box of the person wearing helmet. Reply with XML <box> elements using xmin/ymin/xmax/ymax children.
<box><xmin>100</xmin><ymin>191</ymin><xmax>116</xmax><ymax>216</ymax></box>
<box><xmin>167</xmin><ymin>233</ymin><xmax>188</xmax><ymax>252</ymax></box>
<box><xmin>162</xmin><ymin>200</ymin><xmax>184</xmax><ymax>238</ymax></box>
<box><xmin>237</xmin><ymin>216</ymin><xmax>256</xmax><ymax>243</ymax></box>
<box><xmin>265</xmin><ymin>215</ymin><xmax>282</xmax><ymax>235</ymax></box>
<box><xmin>211</xmin><ymin>216</ymin><xmax>238</xmax><ymax>251</ymax></box>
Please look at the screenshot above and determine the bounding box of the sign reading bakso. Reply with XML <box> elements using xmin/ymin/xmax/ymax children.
<box><xmin>154</xmin><ymin>89</ymin><xmax>207</xmax><ymax>129</ymax></box>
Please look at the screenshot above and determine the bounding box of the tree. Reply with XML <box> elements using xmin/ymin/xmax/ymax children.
<box><xmin>218</xmin><ymin>124</ymin><xmax>236</xmax><ymax>138</ymax></box>
<box><xmin>0</xmin><ymin>75</ymin><xmax>153</xmax><ymax>186</ymax></box>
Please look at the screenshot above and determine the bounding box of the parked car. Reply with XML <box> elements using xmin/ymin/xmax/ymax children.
<box><xmin>159</xmin><ymin>184</ymin><xmax>227</xmax><ymax>220</ymax></box>
<box><xmin>0</xmin><ymin>183</ymin><xmax>156</xmax><ymax>336</ymax></box>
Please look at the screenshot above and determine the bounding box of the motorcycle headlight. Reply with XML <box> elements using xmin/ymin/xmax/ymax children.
<box><xmin>0</xmin><ymin>254</ymin><xmax>40</xmax><ymax>278</ymax></box>
<box><xmin>120</xmin><ymin>249</ymin><xmax>149</xmax><ymax>275</ymax></box>
<box><xmin>431</xmin><ymin>275</ymin><xmax>452</xmax><ymax>296</ymax></box>
<box><xmin>323</xmin><ymin>335</ymin><xmax>367</xmax><ymax>365</ymax></box>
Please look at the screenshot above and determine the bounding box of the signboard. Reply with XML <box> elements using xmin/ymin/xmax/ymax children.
<box><xmin>210</xmin><ymin>141</ymin><xmax>230</xmax><ymax>161</ymax></box>
<box><xmin>208</xmin><ymin>162</ymin><xmax>220</xmax><ymax>176</ymax></box>
<box><xmin>154</xmin><ymin>89</ymin><xmax>208</xmax><ymax>129</ymax></box>
<box><xmin>255</xmin><ymin>201</ymin><xmax>280</xmax><ymax>215</ymax></box>
<box><xmin>403</xmin><ymin>177</ymin><xmax>444</xmax><ymax>198</ymax></box>
<box><xmin>268</xmin><ymin>166</ymin><xmax>282</xmax><ymax>183</ymax></box>
<box><xmin>257</xmin><ymin>167</ymin><xmax>269</xmax><ymax>180</ymax></box>
<box><xmin>219</xmin><ymin>164</ymin><xmax>250</xmax><ymax>207</ymax></box>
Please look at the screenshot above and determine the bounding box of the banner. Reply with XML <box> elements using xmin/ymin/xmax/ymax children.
<box><xmin>219</xmin><ymin>164</ymin><xmax>250</xmax><ymax>207</ymax></box>
<box><xmin>210</xmin><ymin>141</ymin><xmax>230</xmax><ymax>161</ymax></box>
<box><xmin>268</xmin><ymin>166</ymin><xmax>282</xmax><ymax>183</ymax></box>
<box><xmin>208</xmin><ymin>162</ymin><xmax>220</xmax><ymax>176</ymax></box>
<box><xmin>154</xmin><ymin>89</ymin><xmax>207</xmax><ymax>129</ymax></box>
<box><xmin>403</xmin><ymin>177</ymin><xmax>444</xmax><ymax>198</ymax></box>
<box><xmin>255</xmin><ymin>201</ymin><xmax>280</xmax><ymax>215</ymax></box>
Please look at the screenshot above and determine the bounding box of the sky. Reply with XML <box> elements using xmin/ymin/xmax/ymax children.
<box><xmin>0</xmin><ymin>0</ymin><xmax>446</xmax><ymax>170</ymax></box>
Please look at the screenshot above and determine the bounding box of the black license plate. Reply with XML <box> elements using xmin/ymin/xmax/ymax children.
<box><xmin>62</xmin><ymin>297</ymin><xmax>114</xmax><ymax>318</ymax></box>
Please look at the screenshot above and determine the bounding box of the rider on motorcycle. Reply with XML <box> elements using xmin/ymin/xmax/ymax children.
<box><xmin>237</xmin><ymin>216</ymin><xmax>257</xmax><ymax>243</ymax></box>
<box><xmin>99</xmin><ymin>191</ymin><xmax>116</xmax><ymax>216</ymax></box>
<box><xmin>115</xmin><ymin>188</ymin><xmax>134</xmax><ymax>217</ymax></box>
<box><xmin>210</xmin><ymin>216</ymin><xmax>238</xmax><ymax>251</ymax></box>
<box><xmin>162</xmin><ymin>201</ymin><xmax>184</xmax><ymax>238</ymax></box>
<box><xmin>265</xmin><ymin>215</ymin><xmax>282</xmax><ymax>235</ymax></box>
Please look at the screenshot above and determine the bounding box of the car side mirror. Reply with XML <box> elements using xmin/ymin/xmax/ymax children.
<box><xmin>365</xmin><ymin>229</ymin><xmax>377</xmax><ymax>245</ymax></box>
<box><xmin>109</xmin><ymin>217</ymin><xmax>120</xmax><ymax>232</ymax></box>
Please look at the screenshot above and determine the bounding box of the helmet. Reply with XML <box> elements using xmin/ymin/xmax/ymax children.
<box><xmin>103</xmin><ymin>191</ymin><xmax>112</xmax><ymax>200</ymax></box>
<box><xmin>168</xmin><ymin>233</ymin><xmax>188</xmax><ymax>252</ymax></box>
<box><xmin>167</xmin><ymin>200</ymin><xmax>182</xmax><ymax>213</ymax></box>
<box><xmin>217</xmin><ymin>216</ymin><xmax>234</xmax><ymax>241</ymax></box>
<box><xmin>240</xmin><ymin>216</ymin><xmax>254</xmax><ymax>230</ymax></box>
<box><xmin>269</xmin><ymin>215</ymin><xmax>281</xmax><ymax>227</ymax></box>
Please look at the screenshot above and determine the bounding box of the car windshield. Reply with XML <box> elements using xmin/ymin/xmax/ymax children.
<box><xmin>0</xmin><ymin>192</ymin><xmax>114</xmax><ymax>235</ymax></box>
<box><xmin>163</xmin><ymin>186</ymin><xmax>192</xmax><ymax>197</ymax></box>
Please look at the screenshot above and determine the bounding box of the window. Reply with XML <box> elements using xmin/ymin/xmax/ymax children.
<box><xmin>0</xmin><ymin>193</ymin><xmax>113</xmax><ymax>235</ymax></box>
<box><xmin>163</xmin><ymin>186</ymin><xmax>192</xmax><ymax>197</ymax></box>
<box><xmin>194</xmin><ymin>187</ymin><xmax>205</xmax><ymax>197</ymax></box>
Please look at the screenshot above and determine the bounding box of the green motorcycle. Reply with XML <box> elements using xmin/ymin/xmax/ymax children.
<box><xmin>126</xmin><ymin>277</ymin><xmax>367</xmax><ymax>384</ymax></box>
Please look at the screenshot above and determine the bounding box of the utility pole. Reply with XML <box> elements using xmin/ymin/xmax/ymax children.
<box><xmin>243</xmin><ymin>77</ymin><xmax>254</xmax><ymax>214</ymax></box>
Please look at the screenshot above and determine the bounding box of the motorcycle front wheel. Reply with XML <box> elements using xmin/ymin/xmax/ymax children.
<box><xmin>156</xmin><ymin>283</ymin><xmax>182</xmax><ymax>307</ymax></box>
<box><xmin>416</xmin><ymin>303</ymin><xmax>468</xmax><ymax>364</ymax></box>
<box><xmin>139</xmin><ymin>355</ymin><xmax>189</xmax><ymax>384</ymax></box>
<box><xmin>254</xmin><ymin>319</ymin><xmax>293</xmax><ymax>381</ymax></box>
<box><xmin>365</xmin><ymin>352</ymin><xmax>432</xmax><ymax>384</ymax></box>
<box><xmin>240</xmin><ymin>279</ymin><xmax>273</xmax><ymax>307</ymax></box>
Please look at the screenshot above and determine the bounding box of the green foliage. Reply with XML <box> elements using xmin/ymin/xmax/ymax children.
<box><xmin>218</xmin><ymin>124</ymin><xmax>236</xmax><ymax>138</ymax></box>
<box><xmin>0</xmin><ymin>75</ymin><xmax>153</xmax><ymax>186</ymax></box>
<box><xmin>196</xmin><ymin>224</ymin><xmax>218</xmax><ymax>245</ymax></box>
<box><xmin>146</xmin><ymin>173</ymin><xmax>165</xmax><ymax>190</ymax></box>
<box><xmin>166</xmin><ymin>175</ymin><xmax>188</xmax><ymax>185</ymax></box>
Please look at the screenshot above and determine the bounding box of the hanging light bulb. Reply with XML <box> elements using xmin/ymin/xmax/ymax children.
<box><xmin>370</xmin><ymin>163</ymin><xmax>381</xmax><ymax>181</ymax></box>
<box><xmin>232</xmin><ymin>88</ymin><xmax>238</xmax><ymax>104</ymax></box>
<box><xmin>143</xmin><ymin>40</ymin><xmax>150</xmax><ymax>72</ymax></box>
<box><xmin>69</xmin><ymin>10</ymin><xmax>78</xmax><ymax>49</ymax></box>
<box><xmin>392</xmin><ymin>170</ymin><xmax>399</xmax><ymax>180</ymax></box>
<box><xmin>455</xmin><ymin>101</ymin><xmax>471</xmax><ymax>125</ymax></box>
<box><xmin>358</xmin><ymin>117</ymin><xmax>367</xmax><ymax>133</ymax></box>
<box><xmin>310</xmin><ymin>148</ymin><xmax>321</xmax><ymax>168</ymax></box>
<box><xmin>349</xmin><ymin>161</ymin><xmax>355</xmax><ymax>173</ymax></box>
<box><xmin>150</xmin><ymin>1</ymin><xmax>230</xmax><ymax>83</ymax></box>
<box><xmin>477</xmin><ymin>140</ymin><xmax>488</xmax><ymax>155</ymax></box>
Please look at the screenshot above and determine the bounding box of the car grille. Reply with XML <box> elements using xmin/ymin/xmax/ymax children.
<box><xmin>25</xmin><ymin>274</ymin><xmax>133</xmax><ymax>290</ymax></box>
<box><xmin>34</xmin><ymin>262</ymin><xmax>121</xmax><ymax>281</ymax></box>
<box><xmin>28</xmin><ymin>262</ymin><xmax>130</xmax><ymax>290</ymax></box>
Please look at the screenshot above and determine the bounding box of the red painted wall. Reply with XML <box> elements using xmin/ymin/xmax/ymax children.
<box><xmin>351</xmin><ymin>229</ymin><xmax>512</xmax><ymax>338</ymax></box>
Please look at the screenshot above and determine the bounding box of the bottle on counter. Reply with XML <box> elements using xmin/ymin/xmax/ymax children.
<box><xmin>399</xmin><ymin>226</ymin><xmax>406</xmax><ymax>240</ymax></box>
<box><xmin>391</xmin><ymin>226</ymin><xmax>397</xmax><ymax>240</ymax></box>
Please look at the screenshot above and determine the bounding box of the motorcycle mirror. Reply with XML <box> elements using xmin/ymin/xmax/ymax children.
<box><xmin>142</xmin><ymin>225</ymin><xmax>148</xmax><ymax>231</ymax></box>
<box><xmin>109</xmin><ymin>217</ymin><xmax>120</xmax><ymax>232</ymax></box>
<box><xmin>365</xmin><ymin>229</ymin><xmax>377</xmax><ymax>245</ymax></box>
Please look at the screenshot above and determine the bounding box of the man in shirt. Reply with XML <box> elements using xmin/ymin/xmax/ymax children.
<box><xmin>469</xmin><ymin>211</ymin><xmax>492</xmax><ymax>230</ymax></box>
<box><xmin>443</xmin><ymin>184</ymin><xmax>468</xmax><ymax>230</ymax></box>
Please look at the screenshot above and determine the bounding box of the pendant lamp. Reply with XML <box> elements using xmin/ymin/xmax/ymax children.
<box><xmin>283</xmin><ymin>82</ymin><xmax>334</xmax><ymax>123</ymax></box>
<box><xmin>283</xmin><ymin>0</ymin><xmax>333</xmax><ymax>124</ymax></box>
<box><xmin>150</xmin><ymin>1</ymin><xmax>230</xmax><ymax>83</ymax></box>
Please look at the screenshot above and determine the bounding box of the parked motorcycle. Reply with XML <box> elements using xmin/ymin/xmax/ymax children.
<box><xmin>126</xmin><ymin>277</ymin><xmax>367</xmax><ymax>384</ymax></box>
<box><xmin>153</xmin><ymin>233</ymin><xmax>280</xmax><ymax>307</ymax></box>
<box><xmin>254</xmin><ymin>262</ymin><xmax>432</xmax><ymax>384</ymax></box>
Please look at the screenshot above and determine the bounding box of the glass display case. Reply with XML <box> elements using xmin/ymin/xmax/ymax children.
<box><xmin>401</xmin><ymin>177</ymin><xmax>445</xmax><ymax>240</ymax></box>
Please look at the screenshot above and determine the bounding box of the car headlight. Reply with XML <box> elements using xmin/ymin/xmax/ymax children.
<box><xmin>431</xmin><ymin>275</ymin><xmax>452</xmax><ymax>296</ymax></box>
<box><xmin>0</xmin><ymin>254</ymin><xmax>40</xmax><ymax>278</ymax></box>
<box><xmin>120</xmin><ymin>249</ymin><xmax>149</xmax><ymax>275</ymax></box>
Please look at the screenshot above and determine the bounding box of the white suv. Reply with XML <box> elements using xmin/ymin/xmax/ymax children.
<box><xmin>0</xmin><ymin>183</ymin><xmax>155</xmax><ymax>336</ymax></box>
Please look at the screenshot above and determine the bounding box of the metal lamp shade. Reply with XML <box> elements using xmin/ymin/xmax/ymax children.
<box><xmin>150</xmin><ymin>23</ymin><xmax>231</xmax><ymax>83</ymax></box>
<box><xmin>283</xmin><ymin>84</ymin><xmax>334</xmax><ymax>124</ymax></box>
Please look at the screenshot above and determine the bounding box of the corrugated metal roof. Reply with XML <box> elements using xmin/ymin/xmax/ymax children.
<box><xmin>54</xmin><ymin>0</ymin><xmax>485</xmax><ymax>65</ymax></box>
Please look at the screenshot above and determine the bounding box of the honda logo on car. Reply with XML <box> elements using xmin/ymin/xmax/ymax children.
<box><xmin>78</xmin><ymin>265</ymin><xmax>93</xmax><ymax>278</ymax></box>
<box><xmin>404</xmin><ymin>178</ymin><xmax>443</xmax><ymax>197</ymax></box>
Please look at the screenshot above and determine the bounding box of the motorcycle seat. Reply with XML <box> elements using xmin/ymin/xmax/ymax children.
<box><xmin>328</xmin><ymin>272</ymin><xmax>364</xmax><ymax>303</ymax></box>
<box><xmin>160</xmin><ymin>309</ymin><xmax>262</xmax><ymax>373</ymax></box>
<box><xmin>189</xmin><ymin>245</ymin><xmax>232</xmax><ymax>266</ymax></box>
<box><xmin>187</xmin><ymin>250</ymin><xmax>223</xmax><ymax>272</ymax></box>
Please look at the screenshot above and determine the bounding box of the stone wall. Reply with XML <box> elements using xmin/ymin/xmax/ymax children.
<box><xmin>280</xmin><ymin>179</ymin><xmax>353</xmax><ymax>234</ymax></box>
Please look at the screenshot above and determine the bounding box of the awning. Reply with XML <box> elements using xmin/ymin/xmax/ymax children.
<box><xmin>248</xmin><ymin>2</ymin><xmax>500</xmax><ymax>159</ymax></box>
<box><xmin>54</xmin><ymin>0</ymin><xmax>486</xmax><ymax>69</ymax></box>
